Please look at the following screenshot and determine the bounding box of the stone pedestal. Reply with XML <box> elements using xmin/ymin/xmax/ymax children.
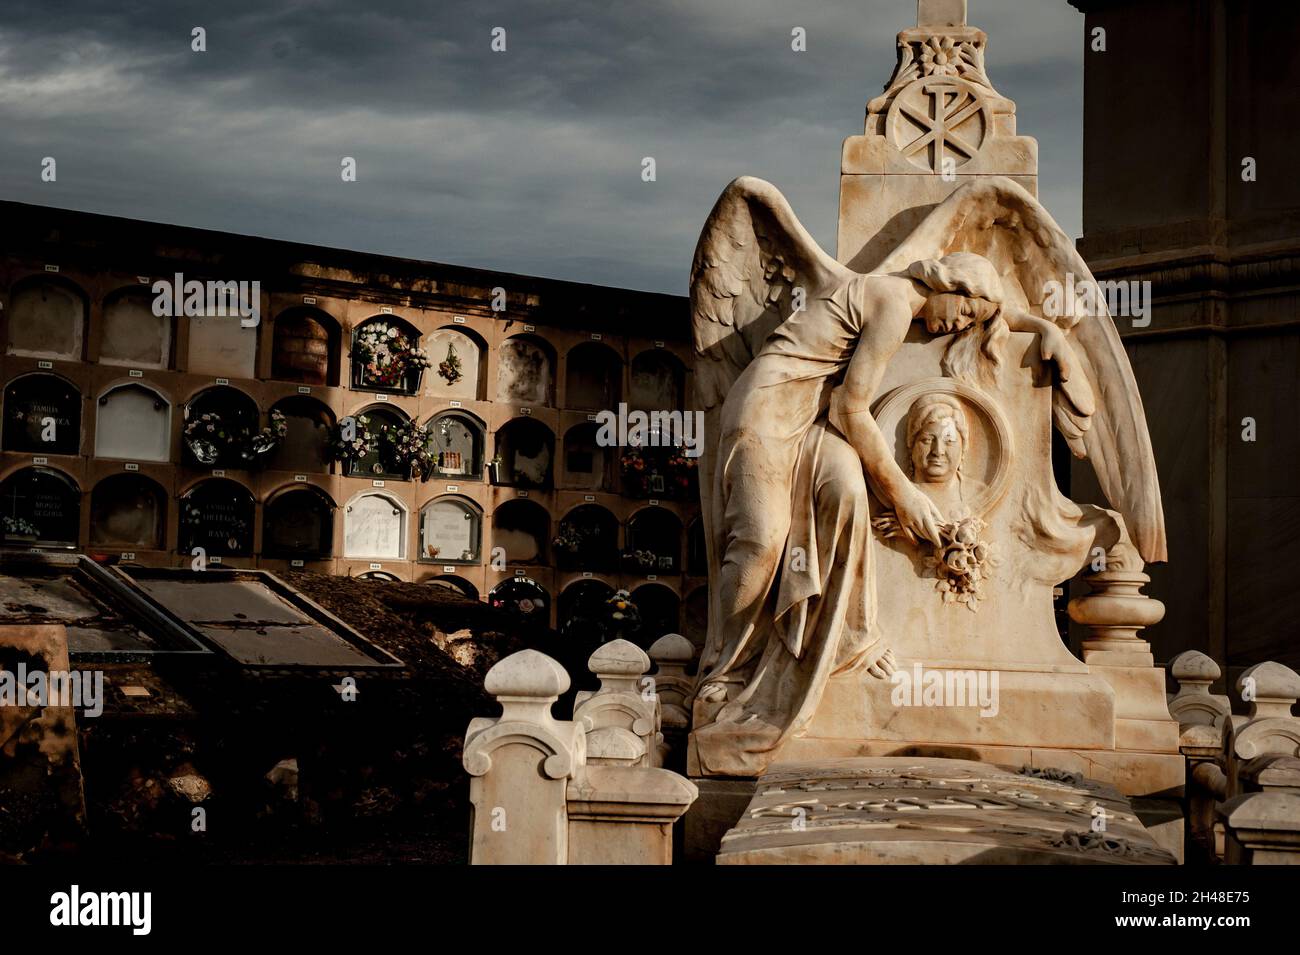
<box><xmin>567</xmin><ymin>765</ymin><xmax>698</xmax><ymax>865</ymax></box>
<box><xmin>1219</xmin><ymin>792</ymin><xmax>1300</xmax><ymax>865</ymax></box>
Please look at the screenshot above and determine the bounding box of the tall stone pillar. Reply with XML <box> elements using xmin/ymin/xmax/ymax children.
<box><xmin>837</xmin><ymin>0</ymin><xmax>1038</xmax><ymax>269</ymax></box>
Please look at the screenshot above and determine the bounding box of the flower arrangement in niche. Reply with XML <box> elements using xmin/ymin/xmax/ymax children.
<box><xmin>3</xmin><ymin>515</ymin><xmax>38</xmax><ymax>538</ymax></box>
<box><xmin>665</xmin><ymin>447</ymin><xmax>699</xmax><ymax>498</ymax></box>
<box><xmin>620</xmin><ymin>446</ymin><xmax>667</xmax><ymax>497</ymax></box>
<box><xmin>328</xmin><ymin>415</ymin><xmax>377</xmax><ymax>468</ymax></box>
<box><xmin>375</xmin><ymin>418</ymin><xmax>436</xmax><ymax>479</ymax></box>
<box><xmin>552</xmin><ymin>527</ymin><xmax>584</xmax><ymax>557</ymax></box>
<box><xmin>924</xmin><ymin>517</ymin><xmax>997</xmax><ymax>611</ymax></box>
<box><xmin>352</xmin><ymin>322</ymin><xmax>432</xmax><ymax>390</ymax></box>
<box><xmin>601</xmin><ymin>588</ymin><xmax>642</xmax><ymax>644</ymax></box>
<box><xmin>183</xmin><ymin>409</ymin><xmax>286</xmax><ymax>466</ymax></box>
<box><xmin>622</xmin><ymin>548</ymin><xmax>663</xmax><ymax>572</ymax></box>
<box><xmin>437</xmin><ymin>342</ymin><xmax>463</xmax><ymax>385</ymax></box>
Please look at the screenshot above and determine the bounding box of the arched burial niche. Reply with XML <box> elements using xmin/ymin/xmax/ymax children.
<box><xmin>489</xmin><ymin>576</ymin><xmax>550</xmax><ymax>626</ymax></box>
<box><xmin>5</xmin><ymin>276</ymin><xmax>86</xmax><ymax>361</ymax></box>
<box><xmin>492</xmin><ymin>417</ymin><xmax>553</xmax><ymax>488</ymax></box>
<box><xmin>630</xmin><ymin>583</ymin><xmax>680</xmax><ymax>649</ymax></box>
<box><xmin>351</xmin><ymin>316</ymin><xmax>425</xmax><ymax>394</ymax></box>
<box><xmin>554</xmin><ymin>504</ymin><xmax>618</xmax><ymax>572</ymax></box>
<box><xmin>0</xmin><ymin>466</ymin><xmax>80</xmax><ymax>549</ymax></box>
<box><xmin>625</xmin><ymin>506</ymin><xmax>682</xmax><ymax>574</ymax></box>
<box><xmin>425</xmin><ymin>326</ymin><xmax>485</xmax><ymax>400</ymax></box>
<box><xmin>560</xmin><ymin>422</ymin><xmax>613</xmax><ymax>491</ymax></box>
<box><xmin>263</xmin><ymin>485</ymin><xmax>335</xmax><ymax>559</ymax></box>
<box><xmin>89</xmin><ymin>474</ymin><xmax>165</xmax><ymax>550</ymax></box>
<box><xmin>426</xmin><ymin>575</ymin><xmax>479</xmax><ymax>600</ymax></box>
<box><xmin>95</xmin><ymin>384</ymin><xmax>170</xmax><ymax>462</ymax></box>
<box><xmin>178</xmin><ymin>478</ymin><xmax>255</xmax><ymax>557</ymax></box>
<box><xmin>491</xmin><ymin>498</ymin><xmax>550</xmax><ymax>565</ymax></box>
<box><xmin>272</xmin><ymin>307</ymin><xmax>340</xmax><ymax>386</ymax></box>
<box><xmin>564</xmin><ymin>342</ymin><xmax>621</xmax><ymax>411</ymax></box>
<box><xmin>267</xmin><ymin>396</ymin><xmax>335</xmax><ymax>473</ymax></box>
<box><xmin>425</xmin><ymin>410</ymin><xmax>485</xmax><ymax>481</ymax></box>
<box><xmin>101</xmin><ymin>287</ymin><xmax>172</xmax><ymax>369</ymax></box>
<box><xmin>496</xmin><ymin>335</ymin><xmax>554</xmax><ymax>406</ymax></box>
<box><xmin>3</xmin><ymin>374</ymin><xmax>81</xmax><ymax>455</ymax></box>
<box><xmin>186</xmin><ymin>289</ymin><xmax>258</xmax><ymax>379</ymax></box>
<box><xmin>349</xmin><ymin>406</ymin><xmax>416</xmax><ymax>480</ymax></box>
<box><xmin>558</xmin><ymin>578</ymin><xmax>615</xmax><ymax>641</ymax></box>
<box><xmin>183</xmin><ymin>385</ymin><xmax>262</xmax><ymax>468</ymax></box>
<box><xmin>419</xmin><ymin>495</ymin><xmax>482</xmax><ymax>563</ymax></box>
<box><xmin>629</xmin><ymin>349</ymin><xmax>685</xmax><ymax>412</ymax></box>
<box><xmin>358</xmin><ymin>570</ymin><xmax>400</xmax><ymax>582</ymax></box>
<box><xmin>343</xmin><ymin>490</ymin><xmax>407</xmax><ymax>560</ymax></box>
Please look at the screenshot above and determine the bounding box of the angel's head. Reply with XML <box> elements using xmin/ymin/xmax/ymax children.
<box><xmin>909</xmin><ymin>253</ymin><xmax>1004</xmax><ymax>335</ymax></box>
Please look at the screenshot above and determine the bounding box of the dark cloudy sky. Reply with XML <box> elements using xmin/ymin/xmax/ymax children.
<box><xmin>0</xmin><ymin>1</ymin><xmax>1085</xmax><ymax>295</ymax></box>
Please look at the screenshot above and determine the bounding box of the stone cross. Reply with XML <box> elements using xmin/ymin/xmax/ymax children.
<box><xmin>918</xmin><ymin>0</ymin><xmax>966</xmax><ymax>27</ymax></box>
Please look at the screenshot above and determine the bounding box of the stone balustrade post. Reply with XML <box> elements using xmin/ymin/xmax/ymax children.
<box><xmin>648</xmin><ymin>634</ymin><xmax>695</xmax><ymax>770</ymax></box>
<box><xmin>463</xmin><ymin>649</ymin><xmax>585</xmax><ymax>865</ymax></box>
<box><xmin>572</xmin><ymin>639</ymin><xmax>661</xmax><ymax>767</ymax></box>
<box><xmin>1222</xmin><ymin>661</ymin><xmax>1300</xmax><ymax>801</ymax></box>
<box><xmin>1167</xmin><ymin>650</ymin><xmax>1231</xmax><ymax>862</ymax></box>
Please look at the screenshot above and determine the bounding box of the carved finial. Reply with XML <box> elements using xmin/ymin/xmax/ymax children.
<box><xmin>483</xmin><ymin>648</ymin><xmax>570</xmax><ymax>725</ymax></box>
<box><xmin>1171</xmin><ymin>650</ymin><xmax>1221</xmax><ymax>686</ymax></box>
<box><xmin>486</xmin><ymin>647</ymin><xmax>570</xmax><ymax>697</ymax></box>
<box><xmin>918</xmin><ymin>0</ymin><xmax>967</xmax><ymax>28</ymax></box>
<box><xmin>1168</xmin><ymin>650</ymin><xmax>1230</xmax><ymax>729</ymax></box>
<box><xmin>648</xmin><ymin>633</ymin><xmax>695</xmax><ymax>666</ymax></box>
<box><xmin>1238</xmin><ymin>662</ymin><xmax>1300</xmax><ymax>721</ymax></box>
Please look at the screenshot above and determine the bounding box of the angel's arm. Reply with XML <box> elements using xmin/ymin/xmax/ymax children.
<box><xmin>828</xmin><ymin>313</ymin><xmax>900</xmax><ymax>484</ymax></box>
<box><xmin>1002</xmin><ymin>309</ymin><xmax>1073</xmax><ymax>378</ymax></box>
<box><xmin>1002</xmin><ymin>308</ymin><xmax>1096</xmax><ymax>417</ymax></box>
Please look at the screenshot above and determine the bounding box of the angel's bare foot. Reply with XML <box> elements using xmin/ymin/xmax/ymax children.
<box><xmin>866</xmin><ymin>647</ymin><xmax>897</xmax><ymax>680</ymax></box>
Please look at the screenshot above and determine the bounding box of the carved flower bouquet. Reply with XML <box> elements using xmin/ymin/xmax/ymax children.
<box><xmin>925</xmin><ymin>517</ymin><xmax>996</xmax><ymax>611</ymax></box>
<box><xmin>352</xmin><ymin>322</ymin><xmax>432</xmax><ymax>390</ymax></box>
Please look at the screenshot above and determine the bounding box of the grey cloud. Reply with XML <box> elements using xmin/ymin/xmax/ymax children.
<box><xmin>0</xmin><ymin>0</ymin><xmax>1085</xmax><ymax>294</ymax></box>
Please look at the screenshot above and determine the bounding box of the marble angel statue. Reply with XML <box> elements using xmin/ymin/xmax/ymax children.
<box><xmin>688</xmin><ymin>174</ymin><xmax>1166</xmax><ymax>775</ymax></box>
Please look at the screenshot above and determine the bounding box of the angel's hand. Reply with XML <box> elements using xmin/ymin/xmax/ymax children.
<box><xmin>1038</xmin><ymin>325</ymin><xmax>1075</xmax><ymax>381</ymax></box>
<box><xmin>892</xmin><ymin>486</ymin><xmax>945</xmax><ymax>547</ymax></box>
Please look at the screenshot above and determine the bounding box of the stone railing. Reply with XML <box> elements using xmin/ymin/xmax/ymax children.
<box><xmin>648</xmin><ymin>633</ymin><xmax>695</xmax><ymax>771</ymax></box>
<box><xmin>463</xmin><ymin>642</ymin><xmax>698</xmax><ymax>865</ymax></box>
<box><xmin>1170</xmin><ymin>651</ymin><xmax>1300</xmax><ymax>864</ymax></box>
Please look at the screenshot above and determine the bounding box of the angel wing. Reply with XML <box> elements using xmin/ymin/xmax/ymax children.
<box><xmin>875</xmin><ymin>176</ymin><xmax>1167</xmax><ymax>564</ymax></box>
<box><xmin>690</xmin><ymin>176</ymin><xmax>854</xmax><ymax>414</ymax></box>
<box><xmin>689</xmin><ymin>177</ymin><xmax>855</xmax><ymax>678</ymax></box>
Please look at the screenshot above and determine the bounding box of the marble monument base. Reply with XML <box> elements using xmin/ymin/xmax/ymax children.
<box><xmin>689</xmin><ymin>660</ymin><xmax>1183</xmax><ymax>799</ymax></box>
<box><xmin>715</xmin><ymin>756</ymin><xmax>1178</xmax><ymax>865</ymax></box>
